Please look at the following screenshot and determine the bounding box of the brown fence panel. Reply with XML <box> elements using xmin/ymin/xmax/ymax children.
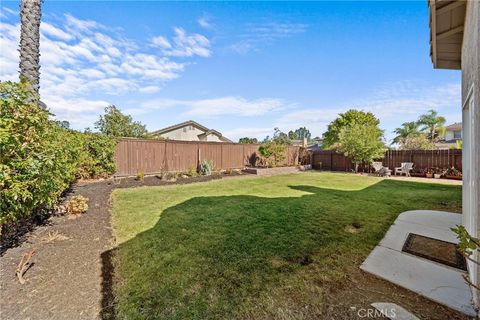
<box><xmin>114</xmin><ymin>138</ymin><xmax>299</xmax><ymax>176</ymax></box>
<box><xmin>311</xmin><ymin>149</ymin><xmax>462</xmax><ymax>173</ymax></box>
<box><xmin>165</xmin><ymin>141</ymin><xmax>198</xmax><ymax>171</ymax></box>
<box><xmin>198</xmin><ymin>143</ymin><xmax>222</xmax><ymax>169</ymax></box>
<box><xmin>242</xmin><ymin>144</ymin><xmax>260</xmax><ymax>166</ymax></box>
<box><xmin>221</xmin><ymin>144</ymin><xmax>245</xmax><ymax>169</ymax></box>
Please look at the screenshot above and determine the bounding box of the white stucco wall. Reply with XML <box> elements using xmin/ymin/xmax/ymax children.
<box><xmin>445</xmin><ymin>131</ymin><xmax>454</xmax><ymax>141</ymax></box>
<box><xmin>157</xmin><ymin>125</ymin><xmax>225</xmax><ymax>142</ymax></box>
<box><xmin>461</xmin><ymin>0</ymin><xmax>480</xmax><ymax>306</ymax></box>
<box><xmin>205</xmin><ymin>134</ymin><xmax>222</xmax><ymax>142</ymax></box>
<box><xmin>159</xmin><ymin>126</ymin><xmax>205</xmax><ymax>141</ymax></box>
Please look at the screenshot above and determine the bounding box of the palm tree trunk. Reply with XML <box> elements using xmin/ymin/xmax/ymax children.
<box><xmin>19</xmin><ymin>0</ymin><xmax>42</xmax><ymax>98</ymax></box>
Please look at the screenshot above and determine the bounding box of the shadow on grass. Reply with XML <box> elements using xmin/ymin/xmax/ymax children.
<box><xmin>100</xmin><ymin>178</ymin><xmax>461</xmax><ymax>319</ymax></box>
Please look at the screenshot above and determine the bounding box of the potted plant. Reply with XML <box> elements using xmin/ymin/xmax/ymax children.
<box><xmin>432</xmin><ymin>167</ymin><xmax>445</xmax><ymax>179</ymax></box>
<box><xmin>444</xmin><ymin>167</ymin><xmax>462</xmax><ymax>180</ymax></box>
<box><xmin>410</xmin><ymin>168</ymin><xmax>426</xmax><ymax>178</ymax></box>
<box><xmin>425</xmin><ymin>168</ymin><xmax>434</xmax><ymax>178</ymax></box>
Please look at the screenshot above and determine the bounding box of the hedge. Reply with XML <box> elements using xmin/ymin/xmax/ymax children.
<box><xmin>0</xmin><ymin>80</ymin><xmax>116</xmax><ymax>233</ymax></box>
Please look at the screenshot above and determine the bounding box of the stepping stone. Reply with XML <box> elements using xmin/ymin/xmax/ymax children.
<box><xmin>371</xmin><ymin>303</ymin><xmax>419</xmax><ymax>320</ymax></box>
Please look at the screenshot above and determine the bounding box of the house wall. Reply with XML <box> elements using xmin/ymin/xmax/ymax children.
<box><xmin>158</xmin><ymin>125</ymin><xmax>206</xmax><ymax>141</ymax></box>
<box><xmin>205</xmin><ymin>134</ymin><xmax>222</xmax><ymax>142</ymax></box>
<box><xmin>461</xmin><ymin>0</ymin><xmax>480</xmax><ymax>307</ymax></box>
<box><xmin>444</xmin><ymin>130</ymin><xmax>456</xmax><ymax>141</ymax></box>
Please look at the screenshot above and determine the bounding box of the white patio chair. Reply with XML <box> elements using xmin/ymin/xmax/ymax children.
<box><xmin>395</xmin><ymin>162</ymin><xmax>414</xmax><ymax>177</ymax></box>
<box><xmin>372</xmin><ymin>162</ymin><xmax>391</xmax><ymax>177</ymax></box>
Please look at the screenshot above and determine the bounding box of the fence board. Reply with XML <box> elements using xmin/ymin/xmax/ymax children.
<box><xmin>114</xmin><ymin>138</ymin><xmax>299</xmax><ymax>176</ymax></box>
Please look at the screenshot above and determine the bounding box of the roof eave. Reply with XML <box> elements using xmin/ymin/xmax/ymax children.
<box><xmin>428</xmin><ymin>0</ymin><xmax>466</xmax><ymax>70</ymax></box>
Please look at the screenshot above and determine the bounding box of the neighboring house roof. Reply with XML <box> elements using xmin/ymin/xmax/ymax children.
<box><xmin>151</xmin><ymin>120</ymin><xmax>232</xmax><ymax>142</ymax></box>
<box><xmin>428</xmin><ymin>0</ymin><xmax>466</xmax><ymax>69</ymax></box>
<box><xmin>445</xmin><ymin>122</ymin><xmax>462</xmax><ymax>131</ymax></box>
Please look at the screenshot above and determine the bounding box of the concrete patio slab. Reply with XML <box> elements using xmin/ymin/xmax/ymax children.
<box><xmin>361</xmin><ymin>210</ymin><xmax>476</xmax><ymax>317</ymax></box>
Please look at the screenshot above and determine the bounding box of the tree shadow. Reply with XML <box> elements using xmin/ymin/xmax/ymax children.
<box><xmin>100</xmin><ymin>178</ymin><xmax>461</xmax><ymax>319</ymax></box>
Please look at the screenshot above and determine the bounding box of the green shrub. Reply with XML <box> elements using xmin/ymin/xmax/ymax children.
<box><xmin>0</xmin><ymin>80</ymin><xmax>116</xmax><ymax>232</ymax></box>
<box><xmin>199</xmin><ymin>160</ymin><xmax>214</xmax><ymax>176</ymax></box>
<box><xmin>258</xmin><ymin>141</ymin><xmax>287</xmax><ymax>167</ymax></box>
<box><xmin>136</xmin><ymin>171</ymin><xmax>145</xmax><ymax>181</ymax></box>
<box><xmin>186</xmin><ymin>165</ymin><xmax>198</xmax><ymax>177</ymax></box>
<box><xmin>76</xmin><ymin>132</ymin><xmax>116</xmax><ymax>179</ymax></box>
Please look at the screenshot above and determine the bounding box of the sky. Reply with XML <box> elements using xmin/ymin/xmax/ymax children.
<box><xmin>0</xmin><ymin>1</ymin><xmax>461</xmax><ymax>143</ymax></box>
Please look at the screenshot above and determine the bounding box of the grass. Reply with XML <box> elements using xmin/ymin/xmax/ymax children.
<box><xmin>111</xmin><ymin>172</ymin><xmax>462</xmax><ymax>319</ymax></box>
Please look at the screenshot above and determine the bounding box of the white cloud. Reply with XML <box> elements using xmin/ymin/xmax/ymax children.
<box><xmin>124</xmin><ymin>96</ymin><xmax>289</xmax><ymax>118</ymax></box>
<box><xmin>41</xmin><ymin>22</ymin><xmax>73</xmax><ymax>41</ymax></box>
<box><xmin>139</xmin><ymin>85</ymin><xmax>161</xmax><ymax>94</ymax></box>
<box><xmin>198</xmin><ymin>16</ymin><xmax>214</xmax><ymax>29</ymax></box>
<box><xmin>224</xmin><ymin>127</ymin><xmax>272</xmax><ymax>141</ymax></box>
<box><xmin>65</xmin><ymin>13</ymin><xmax>99</xmax><ymax>33</ymax></box>
<box><xmin>151</xmin><ymin>27</ymin><xmax>211</xmax><ymax>58</ymax></box>
<box><xmin>0</xmin><ymin>7</ymin><xmax>17</xmax><ymax>19</ymax></box>
<box><xmin>246</xmin><ymin>22</ymin><xmax>308</xmax><ymax>39</ymax></box>
<box><xmin>151</xmin><ymin>36</ymin><xmax>171</xmax><ymax>49</ymax></box>
<box><xmin>184</xmin><ymin>96</ymin><xmax>285</xmax><ymax>117</ymax></box>
<box><xmin>230</xmin><ymin>21</ymin><xmax>308</xmax><ymax>54</ymax></box>
<box><xmin>0</xmin><ymin>14</ymin><xmax>209</xmax><ymax>129</ymax></box>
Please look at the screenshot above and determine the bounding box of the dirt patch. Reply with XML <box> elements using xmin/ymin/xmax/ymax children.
<box><xmin>345</xmin><ymin>223</ymin><xmax>363</xmax><ymax>234</ymax></box>
<box><xmin>0</xmin><ymin>173</ymin><xmax>239</xmax><ymax>320</ymax></box>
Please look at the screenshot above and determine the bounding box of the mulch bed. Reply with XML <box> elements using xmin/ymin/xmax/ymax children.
<box><xmin>0</xmin><ymin>173</ymin><xmax>238</xmax><ymax>320</ymax></box>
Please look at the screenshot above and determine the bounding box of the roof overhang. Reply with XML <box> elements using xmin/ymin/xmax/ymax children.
<box><xmin>428</xmin><ymin>0</ymin><xmax>466</xmax><ymax>70</ymax></box>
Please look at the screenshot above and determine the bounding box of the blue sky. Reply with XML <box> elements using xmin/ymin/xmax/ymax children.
<box><xmin>0</xmin><ymin>1</ymin><xmax>461</xmax><ymax>142</ymax></box>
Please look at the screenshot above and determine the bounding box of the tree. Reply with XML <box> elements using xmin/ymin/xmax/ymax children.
<box><xmin>417</xmin><ymin>109</ymin><xmax>446</xmax><ymax>142</ymax></box>
<box><xmin>238</xmin><ymin>137</ymin><xmax>258</xmax><ymax>144</ymax></box>
<box><xmin>398</xmin><ymin>134</ymin><xmax>434</xmax><ymax>150</ymax></box>
<box><xmin>55</xmin><ymin>120</ymin><xmax>70</xmax><ymax>130</ymax></box>
<box><xmin>392</xmin><ymin>121</ymin><xmax>421</xmax><ymax>144</ymax></box>
<box><xmin>94</xmin><ymin>105</ymin><xmax>148</xmax><ymax>138</ymax></box>
<box><xmin>336</xmin><ymin>123</ymin><xmax>385</xmax><ymax>172</ymax></box>
<box><xmin>19</xmin><ymin>0</ymin><xmax>42</xmax><ymax>97</ymax></box>
<box><xmin>272</xmin><ymin>127</ymin><xmax>291</xmax><ymax>144</ymax></box>
<box><xmin>323</xmin><ymin>109</ymin><xmax>380</xmax><ymax>149</ymax></box>
<box><xmin>288</xmin><ymin>127</ymin><xmax>311</xmax><ymax>141</ymax></box>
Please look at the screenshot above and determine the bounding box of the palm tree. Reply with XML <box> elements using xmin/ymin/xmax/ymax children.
<box><xmin>19</xmin><ymin>0</ymin><xmax>42</xmax><ymax>98</ymax></box>
<box><xmin>417</xmin><ymin>109</ymin><xmax>446</xmax><ymax>142</ymax></box>
<box><xmin>392</xmin><ymin>121</ymin><xmax>420</xmax><ymax>144</ymax></box>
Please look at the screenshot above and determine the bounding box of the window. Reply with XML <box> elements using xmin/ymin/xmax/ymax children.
<box><xmin>183</xmin><ymin>127</ymin><xmax>187</xmax><ymax>132</ymax></box>
<box><xmin>453</xmin><ymin>130</ymin><xmax>461</xmax><ymax>139</ymax></box>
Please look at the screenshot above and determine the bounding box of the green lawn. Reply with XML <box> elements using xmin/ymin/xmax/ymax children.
<box><xmin>111</xmin><ymin>172</ymin><xmax>462</xmax><ymax>319</ymax></box>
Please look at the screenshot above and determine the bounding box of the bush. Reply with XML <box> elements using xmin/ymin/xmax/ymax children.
<box><xmin>135</xmin><ymin>171</ymin><xmax>145</xmax><ymax>181</ymax></box>
<box><xmin>0</xmin><ymin>81</ymin><xmax>116</xmax><ymax>234</ymax></box>
<box><xmin>76</xmin><ymin>132</ymin><xmax>116</xmax><ymax>179</ymax></box>
<box><xmin>199</xmin><ymin>160</ymin><xmax>214</xmax><ymax>176</ymax></box>
<box><xmin>187</xmin><ymin>165</ymin><xmax>198</xmax><ymax>177</ymax></box>
<box><xmin>258</xmin><ymin>141</ymin><xmax>287</xmax><ymax>167</ymax></box>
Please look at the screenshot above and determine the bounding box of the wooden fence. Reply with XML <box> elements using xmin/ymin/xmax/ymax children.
<box><xmin>114</xmin><ymin>138</ymin><xmax>300</xmax><ymax>176</ymax></box>
<box><xmin>312</xmin><ymin>149</ymin><xmax>462</xmax><ymax>172</ymax></box>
